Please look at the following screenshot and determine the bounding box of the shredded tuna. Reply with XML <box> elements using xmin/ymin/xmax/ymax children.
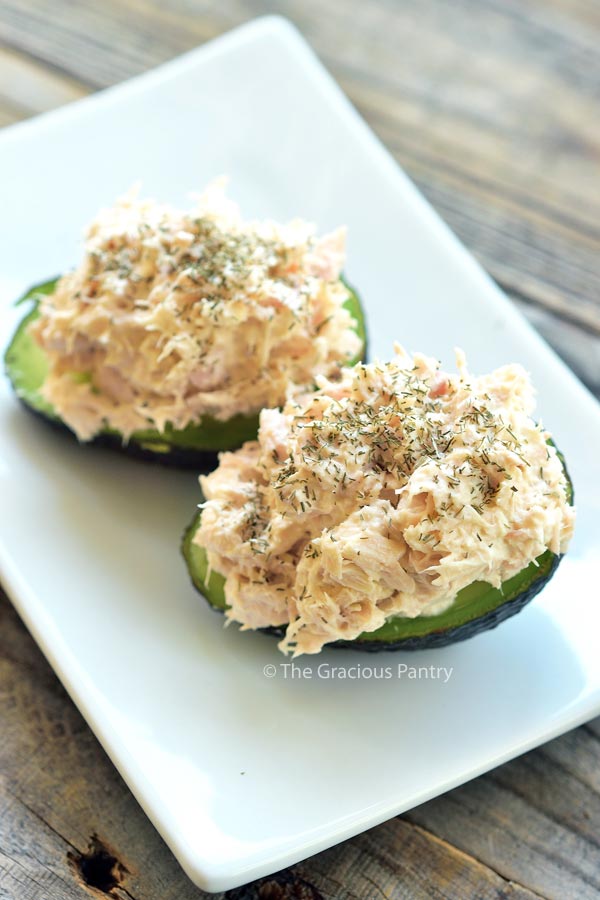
<box><xmin>31</xmin><ymin>181</ymin><xmax>361</xmax><ymax>440</ymax></box>
<box><xmin>196</xmin><ymin>346</ymin><xmax>575</xmax><ymax>655</ymax></box>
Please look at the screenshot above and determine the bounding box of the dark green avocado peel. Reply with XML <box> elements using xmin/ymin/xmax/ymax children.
<box><xmin>4</xmin><ymin>277</ymin><xmax>367</xmax><ymax>468</ymax></box>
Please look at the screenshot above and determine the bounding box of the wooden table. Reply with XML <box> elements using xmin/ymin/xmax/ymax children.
<box><xmin>1</xmin><ymin>2</ymin><xmax>599</xmax><ymax>897</ymax></box>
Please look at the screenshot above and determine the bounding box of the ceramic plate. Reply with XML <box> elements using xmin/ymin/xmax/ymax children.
<box><xmin>1</xmin><ymin>17</ymin><xmax>599</xmax><ymax>893</ymax></box>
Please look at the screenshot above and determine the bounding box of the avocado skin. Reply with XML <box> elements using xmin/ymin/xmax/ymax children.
<box><xmin>16</xmin><ymin>397</ymin><xmax>220</xmax><ymax>470</ymax></box>
<box><xmin>255</xmin><ymin>553</ymin><xmax>562</xmax><ymax>651</ymax></box>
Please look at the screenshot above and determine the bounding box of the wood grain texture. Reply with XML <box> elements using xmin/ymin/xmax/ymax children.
<box><xmin>1</xmin><ymin>1</ymin><xmax>599</xmax><ymax>898</ymax></box>
<box><xmin>0</xmin><ymin>46</ymin><xmax>88</xmax><ymax>123</ymax></box>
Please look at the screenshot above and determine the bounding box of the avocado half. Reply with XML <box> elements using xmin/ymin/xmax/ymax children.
<box><xmin>3</xmin><ymin>277</ymin><xmax>367</xmax><ymax>468</ymax></box>
<box><xmin>181</xmin><ymin>454</ymin><xmax>573</xmax><ymax>651</ymax></box>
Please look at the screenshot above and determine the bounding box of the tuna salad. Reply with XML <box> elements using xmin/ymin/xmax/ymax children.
<box><xmin>195</xmin><ymin>346</ymin><xmax>575</xmax><ymax>655</ymax></box>
<box><xmin>29</xmin><ymin>182</ymin><xmax>362</xmax><ymax>441</ymax></box>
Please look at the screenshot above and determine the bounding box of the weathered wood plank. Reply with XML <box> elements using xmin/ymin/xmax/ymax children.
<box><xmin>0</xmin><ymin>97</ymin><xmax>23</xmax><ymax>127</ymax></box>
<box><xmin>406</xmin><ymin>733</ymin><xmax>600</xmax><ymax>900</ymax></box>
<box><xmin>515</xmin><ymin>299</ymin><xmax>600</xmax><ymax>398</ymax></box>
<box><xmin>0</xmin><ymin>46</ymin><xmax>88</xmax><ymax>117</ymax></box>
<box><xmin>352</xmin><ymin>96</ymin><xmax>600</xmax><ymax>336</ymax></box>
<box><xmin>291</xmin><ymin>818</ymin><xmax>544</xmax><ymax>900</ymax></box>
<box><xmin>0</xmin><ymin>0</ymin><xmax>216</xmax><ymax>84</ymax></box>
<box><xmin>0</xmin><ymin>781</ymin><xmax>102</xmax><ymax>900</ymax></box>
<box><xmin>584</xmin><ymin>717</ymin><xmax>600</xmax><ymax>743</ymax></box>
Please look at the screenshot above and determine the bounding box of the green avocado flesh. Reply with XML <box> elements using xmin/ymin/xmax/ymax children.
<box><xmin>3</xmin><ymin>277</ymin><xmax>367</xmax><ymax>457</ymax></box>
<box><xmin>182</xmin><ymin>454</ymin><xmax>572</xmax><ymax>648</ymax></box>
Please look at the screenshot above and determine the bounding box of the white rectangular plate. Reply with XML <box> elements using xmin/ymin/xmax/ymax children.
<box><xmin>1</xmin><ymin>17</ymin><xmax>600</xmax><ymax>893</ymax></box>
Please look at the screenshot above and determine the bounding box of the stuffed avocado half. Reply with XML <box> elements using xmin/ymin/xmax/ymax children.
<box><xmin>183</xmin><ymin>346</ymin><xmax>575</xmax><ymax>656</ymax></box>
<box><xmin>3</xmin><ymin>183</ymin><xmax>367</xmax><ymax>466</ymax></box>
<box><xmin>182</xmin><ymin>507</ymin><xmax>568</xmax><ymax>651</ymax></box>
<box><xmin>182</xmin><ymin>496</ymin><xmax>562</xmax><ymax>652</ymax></box>
<box><xmin>4</xmin><ymin>277</ymin><xmax>366</xmax><ymax>467</ymax></box>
